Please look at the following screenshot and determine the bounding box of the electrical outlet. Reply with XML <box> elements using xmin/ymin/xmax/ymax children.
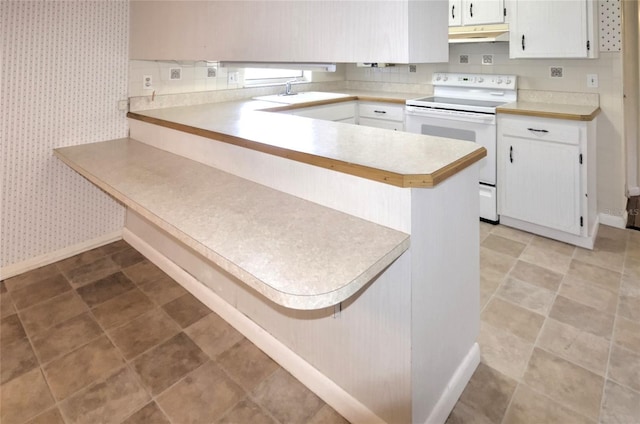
<box><xmin>207</xmin><ymin>67</ymin><xmax>217</xmax><ymax>78</ymax></box>
<box><xmin>409</xmin><ymin>65</ymin><xmax>417</xmax><ymax>73</ymax></box>
<box><xmin>459</xmin><ymin>54</ymin><xmax>469</xmax><ymax>64</ymax></box>
<box><xmin>228</xmin><ymin>71</ymin><xmax>239</xmax><ymax>84</ymax></box>
<box><xmin>587</xmin><ymin>73</ymin><xmax>599</xmax><ymax>88</ymax></box>
<box><xmin>170</xmin><ymin>68</ymin><xmax>181</xmax><ymax>80</ymax></box>
<box><xmin>550</xmin><ymin>67</ymin><xmax>564</xmax><ymax>78</ymax></box>
<box><xmin>143</xmin><ymin>75</ymin><xmax>153</xmax><ymax>90</ymax></box>
<box><xmin>482</xmin><ymin>54</ymin><xmax>493</xmax><ymax>65</ymax></box>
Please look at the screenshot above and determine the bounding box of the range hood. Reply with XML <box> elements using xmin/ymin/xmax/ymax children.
<box><xmin>449</xmin><ymin>24</ymin><xmax>509</xmax><ymax>44</ymax></box>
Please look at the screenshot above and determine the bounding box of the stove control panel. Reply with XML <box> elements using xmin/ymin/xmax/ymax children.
<box><xmin>432</xmin><ymin>73</ymin><xmax>517</xmax><ymax>90</ymax></box>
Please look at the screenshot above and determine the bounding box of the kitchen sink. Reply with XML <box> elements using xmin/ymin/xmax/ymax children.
<box><xmin>252</xmin><ymin>91</ymin><xmax>350</xmax><ymax>105</ymax></box>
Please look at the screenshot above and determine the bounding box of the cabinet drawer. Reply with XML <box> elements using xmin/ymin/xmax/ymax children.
<box><xmin>359</xmin><ymin>103</ymin><xmax>405</xmax><ymax>121</ymax></box>
<box><xmin>499</xmin><ymin>115</ymin><xmax>581</xmax><ymax>145</ymax></box>
<box><xmin>359</xmin><ymin>117</ymin><xmax>404</xmax><ymax>131</ymax></box>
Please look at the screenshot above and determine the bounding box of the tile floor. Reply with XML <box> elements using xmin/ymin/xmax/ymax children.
<box><xmin>1</xmin><ymin>224</ymin><xmax>639</xmax><ymax>423</ymax></box>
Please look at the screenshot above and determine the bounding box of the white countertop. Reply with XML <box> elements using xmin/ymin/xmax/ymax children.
<box><xmin>54</xmin><ymin>138</ymin><xmax>410</xmax><ymax>310</ymax></box>
<box><xmin>127</xmin><ymin>91</ymin><xmax>486</xmax><ymax>188</ymax></box>
<box><xmin>497</xmin><ymin>101</ymin><xmax>600</xmax><ymax>121</ymax></box>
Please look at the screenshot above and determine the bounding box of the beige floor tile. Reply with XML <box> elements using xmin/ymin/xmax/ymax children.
<box><xmin>137</xmin><ymin>274</ymin><xmax>187</xmax><ymax>306</ymax></box>
<box><xmin>157</xmin><ymin>361</ymin><xmax>245</xmax><ymax>423</ymax></box>
<box><xmin>536</xmin><ymin>318</ymin><xmax>610</xmax><ymax>376</ymax></box>
<box><xmin>549</xmin><ymin>295</ymin><xmax>615</xmax><ymax>340</ymax></box>
<box><xmin>523</xmin><ymin>348</ymin><xmax>604</xmax><ymax>420</ymax></box>
<box><xmin>121</xmin><ymin>402</ymin><xmax>171</xmax><ymax>424</ymax></box>
<box><xmin>131</xmin><ymin>332</ymin><xmax>208</xmax><ymax>395</ymax></box>
<box><xmin>91</xmin><ymin>288</ymin><xmax>155</xmax><ymax>330</ymax></box>
<box><xmin>1</xmin><ymin>314</ymin><xmax>26</xmax><ymax>344</ymax></box>
<box><xmin>446</xmin><ymin>402</ymin><xmax>493</xmax><ymax>424</ymax></box>
<box><xmin>480</xmin><ymin>247</ymin><xmax>517</xmax><ymax>274</ymax></box>
<box><xmin>568</xmin><ymin>259</ymin><xmax>622</xmax><ymax>293</ymax></box>
<box><xmin>623</xmin><ymin>256</ymin><xmax>640</xmax><ymax>280</ymax></box>
<box><xmin>456</xmin><ymin>362</ymin><xmax>517</xmax><ymax>423</ymax></box>
<box><xmin>162</xmin><ymin>293</ymin><xmax>211</xmax><ymax>328</ymax></box>
<box><xmin>0</xmin><ymin>368</ymin><xmax>55</xmax><ymax>424</ymax></box>
<box><xmin>252</xmin><ymin>368</ymin><xmax>324</xmax><ymax>424</ymax></box>
<box><xmin>18</xmin><ymin>291</ymin><xmax>89</xmax><ymax>336</ymax></box>
<box><xmin>43</xmin><ymin>335</ymin><xmax>125</xmax><ymax>401</ymax></box>
<box><xmin>608</xmin><ymin>344</ymin><xmax>640</xmax><ymax>392</ymax></box>
<box><xmin>558</xmin><ymin>275</ymin><xmax>618</xmax><ymax>314</ymax></box>
<box><xmin>64</xmin><ymin>256</ymin><xmax>120</xmax><ymax>288</ymax></box>
<box><xmin>219</xmin><ymin>398</ymin><xmax>276</xmax><ymax>424</ymax></box>
<box><xmin>600</xmin><ymin>379</ymin><xmax>640</xmax><ymax>424</ymax></box>
<box><xmin>573</xmin><ymin>234</ymin><xmax>626</xmax><ymax>272</ymax></box>
<box><xmin>4</xmin><ymin>263</ymin><xmax>61</xmax><ymax>291</ymax></box>
<box><xmin>218</xmin><ymin>338</ymin><xmax>279</xmax><ymax>392</ymax></box>
<box><xmin>184</xmin><ymin>312</ymin><xmax>244</xmax><ymax>358</ymax></box>
<box><xmin>620</xmin><ymin>273</ymin><xmax>640</xmax><ymax>297</ymax></box>
<box><xmin>308</xmin><ymin>404</ymin><xmax>350</xmax><ymax>424</ymax></box>
<box><xmin>122</xmin><ymin>260</ymin><xmax>166</xmax><ymax>286</ymax></box>
<box><xmin>480</xmin><ymin>268</ymin><xmax>505</xmax><ymax>310</ymax></box>
<box><xmin>482</xmin><ymin>234</ymin><xmax>527</xmax><ymax>258</ymax></box>
<box><xmin>502</xmin><ymin>384</ymin><xmax>595</xmax><ymax>424</ymax></box>
<box><xmin>59</xmin><ymin>367</ymin><xmax>150</xmax><ymax>424</ymax></box>
<box><xmin>477</xmin><ymin>322</ymin><xmax>533</xmax><ymax>380</ymax></box>
<box><xmin>10</xmin><ymin>274</ymin><xmax>71</xmax><ymax>310</ymax></box>
<box><xmin>30</xmin><ymin>312</ymin><xmax>103</xmax><ymax>364</ymax></box>
<box><xmin>0</xmin><ymin>335</ymin><xmax>39</xmax><ymax>384</ymax></box>
<box><xmin>25</xmin><ymin>408</ymin><xmax>65</xmax><ymax>424</ymax></box>
<box><xmin>110</xmin><ymin>247</ymin><xmax>146</xmax><ymax>269</ymax></box>
<box><xmin>530</xmin><ymin>235</ymin><xmax>576</xmax><ymax>257</ymax></box>
<box><xmin>509</xmin><ymin>260</ymin><xmax>563</xmax><ymax>292</ymax></box>
<box><xmin>613</xmin><ymin>316</ymin><xmax>640</xmax><ymax>353</ymax></box>
<box><xmin>598</xmin><ymin>225</ymin><xmax>630</xmax><ymax>241</ymax></box>
<box><xmin>1</xmin><ymin>292</ymin><xmax>16</xmax><ymax>318</ymax></box>
<box><xmin>99</xmin><ymin>239</ymin><xmax>130</xmax><ymax>255</ymax></box>
<box><xmin>479</xmin><ymin>222</ymin><xmax>493</xmax><ymax>243</ymax></box>
<box><xmin>519</xmin><ymin>245</ymin><xmax>572</xmax><ymax>274</ymax></box>
<box><xmin>481</xmin><ymin>298</ymin><xmax>545</xmax><ymax>342</ymax></box>
<box><xmin>76</xmin><ymin>272</ymin><xmax>136</xmax><ymax>308</ymax></box>
<box><xmin>496</xmin><ymin>277</ymin><xmax>555</xmax><ymax>315</ymax></box>
<box><xmin>618</xmin><ymin>294</ymin><xmax>640</xmax><ymax>323</ymax></box>
<box><xmin>107</xmin><ymin>308</ymin><xmax>180</xmax><ymax>360</ymax></box>
<box><xmin>491</xmin><ymin>225</ymin><xmax>534</xmax><ymax>244</ymax></box>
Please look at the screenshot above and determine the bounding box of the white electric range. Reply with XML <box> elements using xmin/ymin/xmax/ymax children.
<box><xmin>405</xmin><ymin>73</ymin><xmax>517</xmax><ymax>223</ymax></box>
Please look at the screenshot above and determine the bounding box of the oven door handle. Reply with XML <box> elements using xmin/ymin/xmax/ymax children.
<box><xmin>405</xmin><ymin>108</ymin><xmax>496</xmax><ymax>124</ymax></box>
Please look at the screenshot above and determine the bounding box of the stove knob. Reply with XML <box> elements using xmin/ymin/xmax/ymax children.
<box><xmin>477</xmin><ymin>77</ymin><xmax>484</xmax><ymax>83</ymax></box>
<box><xmin>435</xmin><ymin>74</ymin><xmax>442</xmax><ymax>81</ymax></box>
<box><xmin>442</xmin><ymin>75</ymin><xmax>448</xmax><ymax>81</ymax></box>
<box><xmin>506</xmin><ymin>78</ymin><xmax>512</xmax><ymax>85</ymax></box>
<box><xmin>496</xmin><ymin>78</ymin><xmax>503</xmax><ymax>84</ymax></box>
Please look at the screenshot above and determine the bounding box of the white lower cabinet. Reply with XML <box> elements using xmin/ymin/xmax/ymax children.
<box><xmin>357</xmin><ymin>102</ymin><xmax>405</xmax><ymax>131</ymax></box>
<box><xmin>497</xmin><ymin>113</ymin><xmax>597</xmax><ymax>248</ymax></box>
<box><xmin>289</xmin><ymin>102</ymin><xmax>357</xmax><ymax>122</ymax></box>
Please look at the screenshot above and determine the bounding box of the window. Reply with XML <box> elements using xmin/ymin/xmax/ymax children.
<box><xmin>243</xmin><ymin>68</ymin><xmax>304</xmax><ymax>85</ymax></box>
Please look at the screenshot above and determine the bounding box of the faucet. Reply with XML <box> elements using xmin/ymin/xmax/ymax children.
<box><xmin>284</xmin><ymin>79</ymin><xmax>297</xmax><ymax>96</ymax></box>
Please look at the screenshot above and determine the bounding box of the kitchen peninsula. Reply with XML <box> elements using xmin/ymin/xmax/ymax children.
<box><xmin>55</xmin><ymin>94</ymin><xmax>486</xmax><ymax>424</ymax></box>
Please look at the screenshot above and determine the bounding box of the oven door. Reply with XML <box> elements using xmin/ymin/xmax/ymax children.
<box><xmin>405</xmin><ymin>107</ymin><xmax>496</xmax><ymax>185</ymax></box>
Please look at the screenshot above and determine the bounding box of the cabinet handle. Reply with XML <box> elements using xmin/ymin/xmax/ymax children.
<box><xmin>522</xmin><ymin>34</ymin><xmax>525</xmax><ymax>51</ymax></box>
<box><xmin>509</xmin><ymin>146</ymin><xmax>513</xmax><ymax>163</ymax></box>
<box><xmin>470</xmin><ymin>3</ymin><xmax>473</xmax><ymax>17</ymax></box>
<box><xmin>527</xmin><ymin>128</ymin><xmax>549</xmax><ymax>133</ymax></box>
<box><xmin>374</xmin><ymin>110</ymin><xmax>387</xmax><ymax>114</ymax></box>
<box><xmin>452</xmin><ymin>4</ymin><xmax>455</xmax><ymax>19</ymax></box>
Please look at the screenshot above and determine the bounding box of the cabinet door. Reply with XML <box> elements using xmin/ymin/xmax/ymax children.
<box><xmin>499</xmin><ymin>136</ymin><xmax>582</xmax><ymax>235</ymax></box>
<box><xmin>510</xmin><ymin>0</ymin><xmax>587</xmax><ymax>58</ymax></box>
<box><xmin>449</xmin><ymin>0</ymin><xmax>463</xmax><ymax>26</ymax></box>
<box><xmin>463</xmin><ymin>0</ymin><xmax>504</xmax><ymax>25</ymax></box>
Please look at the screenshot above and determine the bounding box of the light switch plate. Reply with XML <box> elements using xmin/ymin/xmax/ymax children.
<box><xmin>587</xmin><ymin>74</ymin><xmax>598</xmax><ymax>88</ymax></box>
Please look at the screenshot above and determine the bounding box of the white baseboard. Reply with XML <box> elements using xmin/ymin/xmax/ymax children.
<box><xmin>628</xmin><ymin>186</ymin><xmax>640</xmax><ymax>197</ymax></box>
<box><xmin>0</xmin><ymin>230</ymin><xmax>122</xmax><ymax>280</ymax></box>
<box><xmin>599</xmin><ymin>213</ymin><xmax>627</xmax><ymax>229</ymax></box>
<box><xmin>123</xmin><ymin>228</ymin><xmax>385</xmax><ymax>424</ymax></box>
<box><xmin>424</xmin><ymin>343</ymin><xmax>480</xmax><ymax>424</ymax></box>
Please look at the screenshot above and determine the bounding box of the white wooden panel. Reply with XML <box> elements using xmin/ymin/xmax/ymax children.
<box><xmin>449</xmin><ymin>0</ymin><xmax>463</xmax><ymax>26</ymax></box>
<box><xmin>510</xmin><ymin>0</ymin><xmax>588</xmax><ymax>58</ymax></box>
<box><xmin>358</xmin><ymin>102</ymin><xmax>405</xmax><ymax>121</ymax></box>
<box><xmin>129</xmin><ymin>119</ymin><xmax>412</xmax><ymax>233</ymax></box>
<box><xmin>499</xmin><ymin>114</ymin><xmax>581</xmax><ymax>145</ymax></box>
<box><xmin>359</xmin><ymin>118</ymin><xmax>404</xmax><ymax>131</ymax></box>
<box><xmin>500</xmin><ymin>136</ymin><xmax>581</xmax><ymax>234</ymax></box>
<box><xmin>462</xmin><ymin>0</ymin><xmax>504</xmax><ymax>25</ymax></box>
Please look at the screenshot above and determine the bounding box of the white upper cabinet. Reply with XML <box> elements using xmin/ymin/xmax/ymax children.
<box><xmin>509</xmin><ymin>0</ymin><xmax>598</xmax><ymax>58</ymax></box>
<box><xmin>130</xmin><ymin>0</ymin><xmax>449</xmax><ymax>64</ymax></box>
<box><xmin>449</xmin><ymin>0</ymin><xmax>505</xmax><ymax>26</ymax></box>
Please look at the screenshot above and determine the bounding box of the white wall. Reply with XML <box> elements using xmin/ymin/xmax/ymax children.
<box><xmin>1</xmin><ymin>2</ymin><xmax>129</xmax><ymax>273</ymax></box>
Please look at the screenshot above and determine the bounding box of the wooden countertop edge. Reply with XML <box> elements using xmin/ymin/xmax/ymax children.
<box><xmin>497</xmin><ymin>106</ymin><xmax>601</xmax><ymax>121</ymax></box>
<box><xmin>127</xmin><ymin>112</ymin><xmax>485</xmax><ymax>188</ymax></box>
<box><xmin>256</xmin><ymin>95</ymin><xmax>407</xmax><ymax>112</ymax></box>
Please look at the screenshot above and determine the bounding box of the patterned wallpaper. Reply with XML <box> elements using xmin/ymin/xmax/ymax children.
<box><xmin>1</xmin><ymin>2</ymin><xmax>129</xmax><ymax>270</ymax></box>
<box><xmin>599</xmin><ymin>0</ymin><xmax>622</xmax><ymax>51</ymax></box>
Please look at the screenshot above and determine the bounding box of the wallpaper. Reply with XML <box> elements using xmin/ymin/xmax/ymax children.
<box><xmin>599</xmin><ymin>0</ymin><xmax>621</xmax><ymax>51</ymax></box>
<box><xmin>1</xmin><ymin>1</ymin><xmax>129</xmax><ymax>270</ymax></box>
